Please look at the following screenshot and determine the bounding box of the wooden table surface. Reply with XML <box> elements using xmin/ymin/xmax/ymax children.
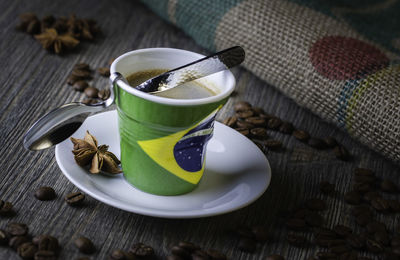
<box><xmin>1</xmin><ymin>0</ymin><xmax>399</xmax><ymax>259</ymax></box>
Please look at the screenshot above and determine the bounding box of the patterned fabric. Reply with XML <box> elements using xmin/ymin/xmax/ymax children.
<box><xmin>141</xmin><ymin>0</ymin><xmax>400</xmax><ymax>163</ymax></box>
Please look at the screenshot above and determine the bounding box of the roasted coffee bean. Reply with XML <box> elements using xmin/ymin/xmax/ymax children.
<box><xmin>74</xmin><ymin>63</ymin><xmax>90</xmax><ymax>71</ymax></box>
<box><xmin>329</xmin><ymin>244</ymin><xmax>351</xmax><ymax>255</ymax></box>
<box><xmin>238</xmin><ymin>237</ymin><xmax>256</xmax><ymax>252</ymax></box>
<box><xmin>251</xmin><ymin>107</ymin><xmax>264</xmax><ymax>115</ymax></box>
<box><xmin>323</xmin><ymin>137</ymin><xmax>338</xmax><ymax>148</ymax></box>
<box><xmin>353</xmin><ymin>175</ymin><xmax>376</xmax><ymax>184</ymax></box>
<box><xmin>236</xmin><ymin>120</ymin><xmax>255</xmax><ymax>129</ymax></box>
<box><xmin>171</xmin><ymin>245</ymin><xmax>190</xmax><ymax>258</ymax></box>
<box><xmin>353</xmin><ymin>182</ymin><xmax>374</xmax><ymax>193</ymax></box>
<box><xmin>319</xmin><ymin>181</ymin><xmax>335</xmax><ymax>195</ymax></box>
<box><xmin>286</xmin><ymin>218</ymin><xmax>307</xmax><ymax>231</ymax></box>
<box><xmin>305</xmin><ymin>198</ymin><xmax>327</xmax><ymax>211</ymax></box>
<box><xmin>314</xmin><ymin>228</ymin><xmax>338</xmax><ymax>240</ymax></box>
<box><xmin>287</xmin><ymin>233</ymin><xmax>307</xmax><ymax>247</ymax></box>
<box><xmin>392</xmin><ymin>236</ymin><xmax>400</xmax><ymax>247</ymax></box>
<box><xmin>351</xmin><ymin>205</ymin><xmax>372</xmax><ymax>217</ymax></box>
<box><xmin>363</xmin><ymin>191</ymin><xmax>381</xmax><ymax>203</ymax></box>
<box><xmin>383</xmin><ymin>250</ymin><xmax>399</xmax><ymax>260</ymax></box>
<box><xmin>380</xmin><ymin>179</ymin><xmax>398</xmax><ymax>193</ymax></box>
<box><xmin>334</xmin><ymin>145</ymin><xmax>351</xmax><ymax>161</ymax></box>
<box><xmin>73</xmin><ymin>80</ymin><xmax>89</xmax><ymax>91</ymax></box>
<box><xmin>355</xmin><ymin>214</ymin><xmax>373</xmax><ymax>227</ymax></box>
<box><xmin>267</xmin><ymin>117</ymin><xmax>282</xmax><ymax>130</ymax></box>
<box><xmin>365</xmin><ymin>239</ymin><xmax>384</xmax><ymax>253</ymax></box>
<box><xmin>315</xmin><ymin>251</ymin><xmax>337</xmax><ymax>259</ymax></box>
<box><xmin>374</xmin><ymin>230</ymin><xmax>389</xmax><ymax>246</ymax></box>
<box><xmin>0</xmin><ymin>200</ymin><xmax>14</xmax><ymax>216</ymax></box>
<box><xmin>84</xmin><ymin>87</ymin><xmax>99</xmax><ymax>98</ymax></box>
<box><xmin>206</xmin><ymin>249</ymin><xmax>227</xmax><ymax>260</ymax></box>
<box><xmin>67</xmin><ymin>75</ymin><xmax>79</xmax><ymax>85</ymax></box>
<box><xmin>339</xmin><ymin>251</ymin><xmax>357</xmax><ymax>260</ymax></box>
<box><xmin>333</xmin><ymin>225</ymin><xmax>352</xmax><ymax>238</ymax></box>
<box><xmin>0</xmin><ymin>229</ymin><xmax>9</xmax><ymax>245</ymax></box>
<box><xmin>259</xmin><ymin>113</ymin><xmax>274</xmax><ymax>120</ymax></box>
<box><xmin>110</xmin><ymin>249</ymin><xmax>125</xmax><ymax>260</ymax></box>
<box><xmin>130</xmin><ymin>242</ymin><xmax>154</xmax><ymax>257</ymax></box>
<box><xmin>308</xmin><ymin>138</ymin><xmax>327</xmax><ymax>149</ymax></box>
<box><xmin>388</xmin><ymin>200</ymin><xmax>400</xmax><ymax>212</ymax></box>
<box><xmin>251</xmin><ymin>225</ymin><xmax>269</xmax><ymax>241</ymax></box>
<box><xmin>264</xmin><ymin>140</ymin><xmax>282</xmax><ymax>150</ymax></box>
<box><xmin>250</xmin><ymin>127</ymin><xmax>268</xmax><ymax>139</ymax></box>
<box><xmin>72</xmin><ymin>68</ymin><xmax>92</xmax><ymax>79</ymax></box>
<box><xmin>98</xmin><ymin>89</ymin><xmax>111</xmax><ymax>100</ymax></box>
<box><xmin>34</xmin><ymin>250</ymin><xmax>56</xmax><ymax>260</ymax></box>
<box><xmin>9</xmin><ymin>236</ymin><xmax>30</xmax><ymax>250</ymax></box>
<box><xmin>293</xmin><ymin>208</ymin><xmax>311</xmax><ymax>219</ymax></box>
<box><xmin>354</xmin><ymin>168</ymin><xmax>374</xmax><ymax>176</ymax></box>
<box><xmin>6</xmin><ymin>222</ymin><xmax>29</xmax><ymax>236</ymax></box>
<box><xmin>167</xmin><ymin>255</ymin><xmax>184</xmax><ymax>260</ymax></box>
<box><xmin>328</xmin><ymin>239</ymin><xmax>347</xmax><ymax>248</ymax></box>
<box><xmin>82</xmin><ymin>98</ymin><xmax>98</xmax><ymax>105</ymax></box>
<box><xmin>293</xmin><ymin>130</ymin><xmax>310</xmax><ymax>142</ymax></box>
<box><xmin>279</xmin><ymin>122</ymin><xmax>294</xmax><ymax>134</ymax></box>
<box><xmin>245</xmin><ymin>116</ymin><xmax>266</xmax><ymax>126</ymax></box>
<box><xmin>222</xmin><ymin>116</ymin><xmax>237</xmax><ymax>127</ymax></box>
<box><xmin>314</xmin><ymin>237</ymin><xmax>331</xmax><ymax>247</ymax></box>
<box><xmin>371</xmin><ymin>197</ymin><xmax>390</xmax><ymax>212</ymax></box>
<box><xmin>26</xmin><ymin>19</ymin><xmax>40</xmax><ymax>35</ymax></box>
<box><xmin>98</xmin><ymin>67</ymin><xmax>110</xmax><ymax>77</ymax></box>
<box><xmin>74</xmin><ymin>236</ymin><xmax>95</xmax><ymax>254</ymax></box>
<box><xmin>305</xmin><ymin>212</ymin><xmax>323</xmax><ymax>227</ymax></box>
<box><xmin>393</xmin><ymin>246</ymin><xmax>400</xmax><ymax>257</ymax></box>
<box><xmin>344</xmin><ymin>191</ymin><xmax>362</xmax><ymax>205</ymax></box>
<box><xmin>236</xmin><ymin>110</ymin><xmax>254</xmax><ymax>119</ymax></box>
<box><xmin>234</xmin><ymin>226</ymin><xmax>255</xmax><ymax>239</ymax></box>
<box><xmin>191</xmin><ymin>250</ymin><xmax>210</xmax><ymax>260</ymax></box>
<box><xmin>65</xmin><ymin>191</ymin><xmax>85</xmax><ymax>206</ymax></box>
<box><xmin>34</xmin><ymin>187</ymin><xmax>56</xmax><ymax>201</ymax></box>
<box><xmin>123</xmin><ymin>251</ymin><xmax>137</xmax><ymax>260</ymax></box>
<box><xmin>234</xmin><ymin>127</ymin><xmax>250</xmax><ymax>137</ymax></box>
<box><xmin>266</xmin><ymin>254</ymin><xmax>285</xmax><ymax>260</ymax></box>
<box><xmin>234</xmin><ymin>101</ymin><xmax>252</xmax><ymax>112</ymax></box>
<box><xmin>346</xmin><ymin>234</ymin><xmax>365</xmax><ymax>249</ymax></box>
<box><xmin>366</xmin><ymin>221</ymin><xmax>386</xmax><ymax>234</ymax></box>
<box><xmin>18</xmin><ymin>242</ymin><xmax>37</xmax><ymax>259</ymax></box>
<box><xmin>38</xmin><ymin>235</ymin><xmax>59</xmax><ymax>252</ymax></box>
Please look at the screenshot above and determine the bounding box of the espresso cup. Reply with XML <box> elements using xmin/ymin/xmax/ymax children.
<box><xmin>110</xmin><ymin>48</ymin><xmax>235</xmax><ymax>195</ymax></box>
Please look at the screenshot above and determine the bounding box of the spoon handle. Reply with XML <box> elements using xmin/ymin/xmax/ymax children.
<box><xmin>135</xmin><ymin>46</ymin><xmax>245</xmax><ymax>93</ymax></box>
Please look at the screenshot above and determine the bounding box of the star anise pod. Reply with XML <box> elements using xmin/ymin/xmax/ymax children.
<box><xmin>70</xmin><ymin>131</ymin><xmax>121</xmax><ymax>174</ymax></box>
<box><xmin>34</xmin><ymin>28</ymin><xmax>79</xmax><ymax>54</ymax></box>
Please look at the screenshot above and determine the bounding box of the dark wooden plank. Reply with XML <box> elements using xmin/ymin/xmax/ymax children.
<box><xmin>0</xmin><ymin>0</ymin><xmax>399</xmax><ymax>259</ymax></box>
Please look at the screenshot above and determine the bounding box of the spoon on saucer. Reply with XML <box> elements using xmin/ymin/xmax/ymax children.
<box><xmin>23</xmin><ymin>46</ymin><xmax>245</xmax><ymax>151</ymax></box>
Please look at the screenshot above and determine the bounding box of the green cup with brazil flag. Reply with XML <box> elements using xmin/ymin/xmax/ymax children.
<box><xmin>110</xmin><ymin>48</ymin><xmax>236</xmax><ymax>195</ymax></box>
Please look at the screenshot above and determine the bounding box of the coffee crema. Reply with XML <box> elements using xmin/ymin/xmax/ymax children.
<box><xmin>126</xmin><ymin>69</ymin><xmax>218</xmax><ymax>99</ymax></box>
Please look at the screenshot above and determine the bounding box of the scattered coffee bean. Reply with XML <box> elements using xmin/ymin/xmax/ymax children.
<box><xmin>74</xmin><ymin>63</ymin><xmax>90</xmax><ymax>71</ymax></box>
<box><xmin>314</xmin><ymin>228</ymin><xmax>338</xmax><ymax>240</ymax></box>
<box><xmin>365</xmin><ymin>239</ymin><xmax>384</xmax><ymax>253</ymax></box>
<box><xmin>392</xmin><ymin>236</ymin><xmax>400</xmax><ymax>247</ymax></box>
<box><xmin>67</xmin><ymin>75</ymin><xmax>79</xmax><ymax>85</ymax></box>
<box><xmin>130</xmin><ymin>242</ymin><xmax>154</xmax><ymax>257</ymax></box>
<box><xmin>353</xmin><ymin>175</ymin><xmax>376</xmax><ymax>184</ymax></box>
<box><xmin>9</xmin><ymin>236</ymin><xmax>30</xmax><ymax>251</ymax></box>
<box><xmin>191</xmin><ymin>250</ymin><xmax>210</xmax><ymax>260</ymax></box>
<box><xmin>251</xmin><ymin>225</ymin><xmax>269</xmax><ymax>242</ymax></box>
<box><xmin>250</xmin><ymin>127</ymin><xmax>268</xmax><ymax>139</ymax></box>
<box><xmin>388</xmin><ymin>199</ymin><xmax>400</xmax><ymax>213</ymax></box>
<box><xmin>292</xmin><ymin>130</ymin><xmax>310</xmax><ymax>142</ymax></box>
<box><xmin>351</xmin><ymin>205</ymin><xmax>372</xmax><ymax>217</ymax></box>
<box><xmin>98</xmin><ymin>89</ymin><xmax>111</xmax><ymax>100</ymax></box>
<box><xmin>366</xmin><ymin>221</ymin><xmax>386</xmax><ymax>234</ymax></box>
<box><xmin>328</xmin><ymin>239</ymin><xmax>347</xmax><ymax>248</ymax></box>
<box><xmin>81</xmin><ymin>98</ymin><xmax>98</xmax><ymax>105</ymax></box>
<box><xmin>18</xmin><ymin>242</ymin><xmax>37</xmax><ymax>260</ymax></box>
<box><xmin>65</xmin><ymin>191</ymin><xmax>85</xmax><ymax>206</ymax></box>
<box><xmin>323</xmin><ymin>137</ymin><xmax>337</xmax><ymax>148</ymax></box>
<box><xmin>236</xmin><ymin>120</ymin><xmax>255</xmax><ymax>129</ymax></box>
<box><xmin>84</xmin><ymin>87</ymin><xmax>99</xmax><ymax>98</ymax></box>
<box><xmin>73</xmin><ymin>80</ymin><xmax>89</xmax><ymax>91</ymax></box>
<box><xmin>245</xmin><ymin>116</ymin><xmax>266</xmax><ymax>126</ymax></box>
<box><xmin>319</xmin><ymin>181</ymin><xmax>335</xmax><ymax>195</ymax></box>
<box><xmin>34</xmin><ymin>187</ymin><xmax>56</xmax><ymax>201</ymax></box>
<box><xmin>0</xmin><ymin>200</ymin><xmax>14</xmax><ymax>216</ymax></box>
<box><xmin>315</xmin><ymin>251</ymin><xmax>337</xmax><ymax>259</ymax></box>
<box><xmin>238</xmin><ymin>237</ymin><xmax>256</xmax><ymax>252</ymax></box>
<box><xmin>305</xmin><ymin>198</ymin><xmax>327</xmax><ymax>211</ymax></box>
<box><xmin>380</xmin><ymin>179</ymin><xmax>398</xmax><ymax>193</ymax></box>
<box><xmin>110</xmin><ymin>249</ymin><xmax>125</xmax><ymax>260</ymax></box>
<box><xmin>354</xmin><ymin>168</ymin><xmax>374</xmax><ymax>177</ymax></box>
<box><xmin>74</xmin><ymin>236</ymin><xmax>95</xmax><ymax>254</ymax></box>
<box><xmin>374</xmin><ymin>230</ymin><xmax>390</xmax><ymax>246</ymax></box>
<box><xmin>0</xmin><ymin>229</ymin><xmax>9</xmax><ymax>245</ymax></box>
<box><xmin>363</xmin><ymin>191</ymin><xmax>381</xmax><ymax>203</ymax></box>
<box><xmin>252</xmin><ymin>107</ymin><xmax>264</xmax><ymax>115</ymax></box>
<box><xmin>34</xmin><ymin>250</ymin><xmax>56</xmax><ymax>260</ymax></box>
<box><xmin>38</xmin><ymin>235</ymin><xmax>59</xmax><ymax>252</ymax></box>
<box><xmin>6</xmin><ymin>222</ymin><xmax>29</xmax><ymax>236</ymax></box>
<box><xmin>308</xmin><ymin>138</ymin><xmax>327</xmax><ymax>149</ymax></box>
<box><xmin>279</xmin><ymin>122</ymin><xmax>294</xmax><ymax>134</ymax></box>
<box><xmin>334</xmin><ymin>145</ymin><xmax>351</xmax><ymax>161</ymax></box>
<box><xmin>236</xmin><ymin>110</ymin><xmax>254</xmax><ymax>119</ymax></box>
<box><xmin>346</xmin><ymin>234</ymin><xmax>365</xmax><ymax>249</ymax></box>
<box><xmin>234</xmin><ymin>101</ymin><xmax>252</xmax><ymax>112</ymax></box>
<box><xmin>72</xmin><ymin>68</ymin><xmax>93</xmax><ymax>79</ymax></box>
<box><xmin>266</xmin><ymin>254</ymin><xmax>285</xmax><ymax>260</ymax></box>
<box><xmin>371</xmin><ymin>197</ymin><xmax>390</xmax><ymax>212</ymax></box>
<box><xmin>267</xmin><ymin>117</ymin><xmax>282</xmax><ymax>130</ymax></box>
<box><xmin>344</xmin><ymin>191</ymin><xmax>362</xmax><ymax>205</ymax></box>
<box><xmin>286</xmin><ymin>218</ymin><xmax>307</xmax><ymax>231</ymax></box>
<box><xmin>97</xmin><ymin>67</ymin><xmax>110</xmax><ymax>77</ymax></box>
<box><xmin>329</xmin><ymin>244</ymin><xmax>351</xmax><ymax>254</ymax></box>
<box><xmin>333</xmin><ymin>225</ymin><xmax>352</xmax><ymax>238</ymax></box>
<box><xmin>339</xmin><ymin>251</ymin><xmax>357</xmax><ymax>259</ymax></box>
<box><xmin>222</xmin><ymin>116</ymin><xmax>237</xmax><ymax>127</ymax></box>
<box><xmin>234</xmin><ymin>226</ymin><xmax>255</xmax><ymax>239</ymax></box>
<box><xmin>264</xmin><ymin>140</ymin><xmax>282</xmax><ymax>150</ymax></box>
<box><xmin>293</xmin><ymin>208</ymin><xmax>311</xmax><ymax>219</ymax></box>
<box><xmin>287</xmin><ymin>233</ymin><xmax>307</xmax><ymax>247</ymax></box>
<box><xmin>383</xmin><ymin>250</ymin><xmax>399</xmax><ymax>260</ymax></box>
<box><xmin>171</xmin><ymin>245</ymin><xmax>191</xmax><ymax>259</ymax></box>
<box><xmin>206</xmin><ymin>249</ymin><xmax>227</xmax><ymax>260</ymax></box>
<box><xmin>305</xmin><ymin>211</ymin><xmax>323</xmax><ymax>227</ymax></box>
<box><xmin>353</xmin><ymin>182</ymin><xmax>374</xmax><ymax>193</ymax></box>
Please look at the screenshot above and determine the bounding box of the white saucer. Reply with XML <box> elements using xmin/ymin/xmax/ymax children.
<box><xmin>55</xmin><ymin>110</ymin><xmax>271</xmax><ymax>218</ymax></box>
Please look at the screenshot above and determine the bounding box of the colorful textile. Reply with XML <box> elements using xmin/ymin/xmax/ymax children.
<box><xmin>142</xmin><ymin>0</ymin><xmax>400</xmax><ymax>163</ymax></box>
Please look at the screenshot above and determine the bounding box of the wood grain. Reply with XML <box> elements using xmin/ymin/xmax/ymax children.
<box><xmin>0</xmin><ymin>0</ymin><xmax>399</xmax><ymax>259</ymax></box>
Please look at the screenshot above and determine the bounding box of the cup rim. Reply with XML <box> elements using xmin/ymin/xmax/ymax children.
<box><xmin>110</xmin><ymin>48</ymin><xmax>236</xmax><ymax>106</ymax></box>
